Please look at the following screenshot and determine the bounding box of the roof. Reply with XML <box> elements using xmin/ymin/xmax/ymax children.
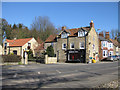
<box><xmin>45</xmin><ymin>27</ymin><xmax>90</xmax><ymax>42</ymax></box>
<box><xmin>6</xmin><ymin>38</ymin><xmax>33</xmax><ymax>47</ymax></box>
<box><xmin>64</xmin><ymin>27</ymin><xmax>90</xmax><ymax>37</ymax></box>
<box><xmin>109</xmin><ymin>39</ymin><xmax>119</xmax><ymax>46</ymax></box>
<box><xmin>99</xmin><ymin>36</ymin><xmax>109</xmax><ymax>41</ymax></box>
<box><xmin>45</xmin><ymin>35</ymin><xmax>57</xmax><ymax>43</ymax></box>
<box><xmin>69</xmin><ymin>28</ymin><xmax>79</xmax><ymax>36</ymax></box>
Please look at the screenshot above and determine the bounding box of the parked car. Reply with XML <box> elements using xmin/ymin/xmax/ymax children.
<box><xmin>117</xmin><ymin>55</ymin><xmax>120</xmax><ymax>60</ymax></box>
<box><xmin>107</xmin><ymin>55</ymin><xmax>119</xmax><ymax>61</ymax></box>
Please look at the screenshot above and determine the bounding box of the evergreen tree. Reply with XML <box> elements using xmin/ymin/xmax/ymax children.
<box><xmin>46</xmin><ymin>45</ymin><xmax>55</xmax><ymax>57</ymax></box>
<box><xmin>13</xmin><ymin>24</ymin><xmax>17</xmax><ymax>29</ymax></box>
<box><xmin>18</xmin><ymin>23</ymin><xmax>23</xmax><ymax>29</ymax></box>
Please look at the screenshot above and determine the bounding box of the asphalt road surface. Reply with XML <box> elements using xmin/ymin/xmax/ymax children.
<box><xmin>1</xmin><ymin>61</ymin><xmax>119</xmax><ymax>89</ymax></box>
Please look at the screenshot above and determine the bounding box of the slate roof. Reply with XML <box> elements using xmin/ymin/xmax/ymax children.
<box><xmin>109</xmin><ymin>39</ymin><xmax>119</xmax><ymax>46</ymax></box>
<box><xmin>99</xmin><ymin>36</ymin><xmax>110</xmax><ymax>42</ymax></box>
<box><xmin>6</xmin><ymin>38</ymin><xmax>33</xmax><ymax>47</ymax></box>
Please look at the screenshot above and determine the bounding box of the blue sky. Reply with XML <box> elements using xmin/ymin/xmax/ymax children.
<box><xmin>2</xmin><ymin>2</ymin><xmax>118</xmax><ymax>32</ymax></box>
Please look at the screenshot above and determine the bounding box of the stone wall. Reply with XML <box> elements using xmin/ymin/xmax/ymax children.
<box><xmin>44</xmin><ymin>42</ymin><xmax>57</xmax><ymax>55</ymax></box>
<box><xmin>45</xmin><ymin>55</ymin><xmax>57</xmax><ymax>64</ymax></box>
<box><xmin>9</xmin><ymin>47</ymin><xmax>21</xmax><ymax>55</ymax></box>
<box><xmin>113</xmin><ymin>45</ymin><xmax>116</xmax><ymax>56</ymax></box>
<box><xmin>87</xmin><ymin>27</ymin><xmax>99</xmax><ymax>62</ymax></box>
<box><xmin>56</xmin><ymin>38</ymin><xmax>67</xmax><ymax>62</ymax></box>
<box><xmin>68</xmin><ymin>37</ymin><xmax>85</xmax><ymax>49</ymax></box>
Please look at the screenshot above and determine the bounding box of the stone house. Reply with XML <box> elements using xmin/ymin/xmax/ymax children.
<box><xmin>45</xmin><ymin>21</ymin><xmax>99</xmax><ymax>63</ymax></box>
<box><xmin>2</xmin><ymin>38</ymin><xmax>38</xmax><ymax>58</ymax></box>
<box><xmin>0</xmin><ymin>44</ymin><xmax>2</xmax><ymax>55</ymax></box>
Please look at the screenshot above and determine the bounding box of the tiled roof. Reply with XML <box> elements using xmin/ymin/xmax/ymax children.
<box><xmin>68</xmin><ymin>27</ymin><xmax>90</xmax><ymax>37</ymax></box>
<box><xmin>6</xmin><ymin>38</ymin><xmax>33</xmax><ymax>47</ymax></box>
<box><xmin>69</xmin><ymin>28</ymin><xmax>79</xmax><ymax>36</ymax></box>
<box><xmin>109</xmin><ymin>39</ymin><xmax>119</xmax><ymax>46</ymax></box>
<box><xmin>45</xmin><ymin>27</ymin><xmax>90</xmax><ymax>42</ymax></box>
<box><xmin>45</xmin><ymin>35</ymin><xmax>57</xmax><ymax>43</ymax></box>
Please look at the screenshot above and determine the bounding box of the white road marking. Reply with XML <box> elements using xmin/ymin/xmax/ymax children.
<box><xmin>38</xmin><ymin>72</ymin><xmax>40</xmax><ymax>74</ymax></box>
<box><xmin>19</xmin><ymin>65</ymin><xmax>25</xmax><ymax>67</ymax></box>
<box><xmin>56</xmin><ymin>70</ymin><xmax>61</xmax><ymax>73</ymax></box>
<box><xmin>13</xmin><ymin>73</ymin><xmax>17</xmax><ymax>78</ymax></box>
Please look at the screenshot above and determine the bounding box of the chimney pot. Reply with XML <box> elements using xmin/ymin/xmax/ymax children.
<box><xmin>105</xmin><ymin>32</ymin><xmax>110</xmax><ymax>39</ymax></box>
<box><xmin>90</xmin><ymin>20</ymin><xmax>94</xmax><ymax>28</ymax></box>
<box><xmin>62</xmin><ymin>26</ymin><xmax>66</xmax><ymax>30</ymax></box>
<box><xmin>99</xmin><ymin>32</ymin><xmax>104</xmax><ymax>37</ymax></box>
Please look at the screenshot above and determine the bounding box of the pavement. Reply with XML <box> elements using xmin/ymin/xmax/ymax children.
<box><xmin>1</xmin><ymin>61</ymin><xmax>119</xmax><ymax>89</ymax></box>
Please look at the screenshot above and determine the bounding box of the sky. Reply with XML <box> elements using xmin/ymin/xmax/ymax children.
<box><xmin>2</xmin><ymin>2</ymin><xmax>118</xmax><ymax>32</ymax></box>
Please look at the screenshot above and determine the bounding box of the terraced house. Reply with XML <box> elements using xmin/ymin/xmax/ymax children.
<box><xmin>99</xmin><ymin>32</ymin><xmax>114</xmax><ymax>60</ymax></box>
<box><xmin>99</xmin><ymin>32</ymin><xmax>120</xmax><ymax>60</ymax></box>
<box><xmin>45</xmin><ymin>21</ymin><xmax>99</xmax><ymax>63</ymax></box>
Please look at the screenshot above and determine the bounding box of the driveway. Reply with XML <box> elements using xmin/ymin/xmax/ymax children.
<box><xmin>1</xmin><ymin>61</ymin><xmax>118</xmax><ymax>89</ymax></box>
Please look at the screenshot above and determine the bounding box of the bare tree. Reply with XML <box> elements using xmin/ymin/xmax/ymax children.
<box><xmin>110</xmin><ymin>29</ymin><xmax>118</xmax><ymax>39</ymax></box>
<box><xmin>31</xmin><ymin>16</ymin><xmax>57</xmax><ymax>41</ymax></box>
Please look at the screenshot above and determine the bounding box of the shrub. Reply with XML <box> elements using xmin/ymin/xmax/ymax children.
<box><xmin>46</xmin><ymin>45</ymin><xmax>55</xmax><ymax>57</ymax></box>
<box><xmin>27</xmin><ymin>49</ymin><xmax>33</xmax><ymax>59</ymax></box>
<box><xmin>2</xmin><ymin>55</ymin><xmax>22</xmax><ymax>63</ymax></box>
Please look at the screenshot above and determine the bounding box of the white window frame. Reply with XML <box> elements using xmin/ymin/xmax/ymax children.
<box><xmin>109</xmin><ymin>51</ymin><xmax>113</xmax><ymax>56</ymax></box>
<box><xmin>70</xmin><ymin>43</ymin><xmax>74</xmax><ymax>49</ymax></box>
<box><xmin>78</xmin><ymin>31</ymin><xmax>85</xmax><ymax>37</ymax></box>
<box><xmin>103</xmin><ymin>50</ymin><xmax>108</xmax><ymax>57</ymax></box>
<box><xmin>80</xmin><ymin>42</ymin><xmax>84</xmax><ymax>49</ymax></box>
<box><xmin>62</xmin><ymin>43</ymin><xmax>66</xmax><ymax>50</ymax></box>
<box><xmin>61</xmin><ymin>32</ymin><xmax>68</xmax><ymax>38</ymax></box>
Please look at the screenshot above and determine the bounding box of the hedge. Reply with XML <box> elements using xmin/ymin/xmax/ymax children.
<box><xmin>2</xmin><ymin>55</ymin><xmax>22</xmax><ymax>63</ymax></box>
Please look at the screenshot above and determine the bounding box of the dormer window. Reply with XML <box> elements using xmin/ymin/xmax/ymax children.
<box><xmin>61</xmin><ymin>32</ymin><xmax>69</xmax><ymax>38</ymax></box>
<box><xmin>28</xmin><ymin>43</ymin><xmax>31</xmax><ymax>49</ymax></box>
<box><xmin>78</xmin><ymin>31</ymin><xmax>85</xmax><ymax>37</ymax></box>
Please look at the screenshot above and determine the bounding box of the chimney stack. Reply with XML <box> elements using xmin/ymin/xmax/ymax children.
<box><xmin>99</xmin><ymin>32</ymin><xmax>104</xmax><ymax>37</ymax></box>
<box><xmin>105</xmin><ymin>32</ymin><xmax>110</xmax><ymax>39</ymax></box>
<box><xmin>115</xmin><ymin>36</ymin><xmax>117</xmax><ymax>40</ymax></box>
<box><xmin>62</xmin><ymin>26</ymin><xmax>66</xmax><ymax>30</ymax></box>
<box><xmin>90</xmin><ymin>20</ymin><xmax>94</xmax><ymax>28</ymax></box>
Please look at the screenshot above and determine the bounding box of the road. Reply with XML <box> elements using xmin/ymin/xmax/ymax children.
<box><xmin>1</xmin><ymin>61</ymin><xmax>119</xmax><ymax>89</ymax></box>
